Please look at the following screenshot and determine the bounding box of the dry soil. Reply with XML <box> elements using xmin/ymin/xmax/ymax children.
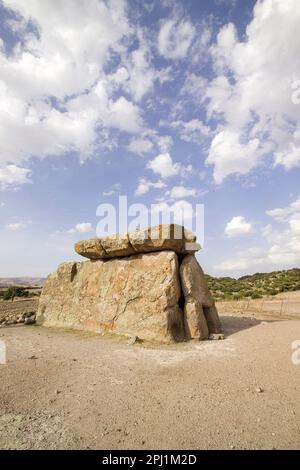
<box><xmin>0</xmin><ymin>315</ymin><xmax>300</xmax><ymax>449</ymax></box>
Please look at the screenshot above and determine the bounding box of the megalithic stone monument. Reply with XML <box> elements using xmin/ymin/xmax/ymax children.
<box><xmin>37</xmin><ymin>225</ymin><xmax>222</xmax><ymax>343</ymax></box>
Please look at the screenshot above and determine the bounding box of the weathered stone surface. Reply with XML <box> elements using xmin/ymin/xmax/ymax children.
<box><xmin>37</xmin><ymin>251</ymin><xmax>185</xmax><ymax>343</ymax></box>
<box><xmin>100</xmin><ymin>232</ymin><xmax>136</xmax><ymax>257</ymax></box>
<box><xmin>75</xmin><ymin>224</ymin><xmax>200</xmax><ymax>260</ymax></box>
<box><xmin>180</xmin><ymin>254</ymin><xmax>222</xmax><ymax>339</ymax></box>
<box><xmin>204</xmin><ymin>304</ymin><xmax>222</xmax><ymax>335</ymax></box>
<box><xmin>129</xmin><ymin>224</ymin><xmax>184</xmax><ymax>253</ymax></box>
<box><xmin>183</xmin><ymin>302</ymin><xmax>209</xmax><ymax>340</ymax></box>
<box><xmin>75</xmin><ymin>238</ymin><xmax>106</xmax><ymax>260</ymax></box>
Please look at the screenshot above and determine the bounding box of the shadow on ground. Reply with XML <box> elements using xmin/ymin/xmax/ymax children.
<box><xmin>220</xmin><ymin>315</ymin><xmax>277</xmax><ymax>337</ymax></box>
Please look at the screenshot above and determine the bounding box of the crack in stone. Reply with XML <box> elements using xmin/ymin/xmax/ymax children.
<box><xmin>111</xmin><ymin>295</ymin><xmax>141</xmax><ymax>327</ymax></box>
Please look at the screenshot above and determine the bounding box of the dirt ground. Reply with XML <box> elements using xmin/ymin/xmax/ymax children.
<box><xmin>0</xmin><ymin>315</ymin><xmax>300</xmax><ymax>450</ymax></box>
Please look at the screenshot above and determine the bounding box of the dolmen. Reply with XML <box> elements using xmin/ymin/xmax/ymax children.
<box><xmin>37</xmin><ymin>225</ymin><xmax>222</xmax><ymax>343</ymax></box>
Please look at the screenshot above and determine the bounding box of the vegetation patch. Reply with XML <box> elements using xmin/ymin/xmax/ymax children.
<box><xmin>206</xmin><ymin>268</ymin><xmax>300</xmax><ymax>301</ymax></box>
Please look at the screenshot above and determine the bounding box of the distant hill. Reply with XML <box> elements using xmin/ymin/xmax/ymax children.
<box><xmin>0</xmin><ymin>277</ymin><xmax>46</xmax><ymax>288</ymax></box>
<box><xmin>206</xmin><ymin>268</ymin><xmax>300</xmax><ymax>301</ymax></box>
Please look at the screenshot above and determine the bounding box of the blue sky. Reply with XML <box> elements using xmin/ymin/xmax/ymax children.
<box><xmin>0</xmin><ymin>0</ymin><xmax>300</xmax><ymax>277</ymax></box>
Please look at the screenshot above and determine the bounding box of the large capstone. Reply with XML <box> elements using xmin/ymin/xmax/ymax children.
<box><xmin>75</xmin><ymin>224</ymin><xmax>200</xmax><ymax>260</ymax></box>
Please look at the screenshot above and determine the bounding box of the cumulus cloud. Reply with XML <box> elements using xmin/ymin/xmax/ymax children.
<box><xmin>266</xmin><ymin>196</ymin><xmax>300</xmax><ymax>222</ymax></box>
<box><xmin>0</xmin><ymin>0</ymin><xmax>145</xmax><ymax>168</ymax></box>
<box><xmin>68</xmin><ymin>223</ymin><xmax>93</xmax><ymax>234</ymax></box>
<box><xmin>127</xmin><ymin>138</ymin><xmax>154</xmax><ymax>155</ymax></box>
<box><xmin>0</xmin><ymin>165</ymin><xmax>31</xmax><ymax>190</ymax></box>
<box><xmin>158</xmin><ymin>17</ymin><xmax>195</xmax><ymax>59</ymax></box>
<box><xmin>203</xmin><ymin>0</ymin><xmax>300</xmax><ymax>182</ymax></box>
<box><xmin>166</xmin><ymin>185</ymin><xmax>198</xmax><ymax>199</ymax></box>
<box><xmin>169</xmin><ymin>119</ymin><xmax>211</xmax><ymax>144</ymax></box>
<box><xmin>207</xmin><ymin>130</ymin><xmax>262</xmax><ymax>184</ymax></box>
<box><xmin>225</xmin><ymin>216</ymin><xmax>253</xmax><ymax>238</ymax></box>
<box><xmin>107</xmin><ymin>97</ymin><xmax>143</xmax><ymax>134</ymax></box>
<box><xmin>135</xmin><ymin>178</ymin><xmax>166</xmax><ymax>196</ymax></box>
<box><xmin>146</xmin><ymin>153</ymin><xmax>192</xmax><ymax>179</ymax></box>
<box><xmin>216</xmin><ymin>196</ymin><xmax>300</xmax><ymax>274</ymax></box>
<box><xmin>156</xmin><ymin>135</ymin><xmax>173</xmax><ymax>153</ymax></box>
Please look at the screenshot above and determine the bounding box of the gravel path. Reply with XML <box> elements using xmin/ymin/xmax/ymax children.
<box><xmin>0</xmin><ymin>316</ymin><xmax>300</xmax><ymax>449</ymax></box>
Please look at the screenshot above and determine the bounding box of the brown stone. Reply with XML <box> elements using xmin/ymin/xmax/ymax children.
<box><xmin>75</xmin><ymin>239</ymin><xmax>106</xmax><ymax>260</ymax></box>
<box><xmin>37</xmin><ymin>251</ymin><xmax>185</xmax><ymax>344</ymax></box>
<box><xmin>100</xmin><ymin>232</ymin><xmax>136</xmax><ymax>258</ymax></box>
<box><xmin>129</xmin><ymin>224</ymin><xmax>184</xmax><ymax>253</ymax></box>
<box><xmin>75</xmin><ymin>224</ymin><xmax>200</xmax><ymax>260</ymax></box>
<box><xmin>180</xmin><ymin>254</ymin><xmax>222</xmax><ymax>339</ymax></box>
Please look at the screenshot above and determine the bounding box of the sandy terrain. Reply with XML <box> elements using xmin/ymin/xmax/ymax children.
<box><xmin>0</xmin><ymin>315</ymin><xmax>300</xmax><ymax>450</ymax></box>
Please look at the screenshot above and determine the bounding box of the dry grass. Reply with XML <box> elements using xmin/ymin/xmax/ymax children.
<box><xmin>216</xmin><ymin>290</ymin><xmax>300</xmax><ymax>320</ymax></box>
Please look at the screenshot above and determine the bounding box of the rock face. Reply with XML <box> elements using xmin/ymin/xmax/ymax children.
<box><xmin>37</xmin><ymin>251</ymin><xmax>185</xmax><ymax>343</ymax></box>
<box><xmin>37</xmin><ymin>225</ymin><xmax>221</xmax><ymax>343</ymax></box>
<box><xmin>180</xmin><ymin>255</ymin><xmax>222</xmax><ymax>340</ymax></box>
<box><xmin>75</xmin><ymin>224</ymin><xmax>200</xmax><ymax>260</ymax></box>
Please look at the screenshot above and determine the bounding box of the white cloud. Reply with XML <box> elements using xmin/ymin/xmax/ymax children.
<box><xmin>151</xmin><ymin>199</ymin><xmax>194</xmax><ymax>222</ymax></box>
<box><xmin>0</xmin><ymin>0</ymin><xmax>145</xmax><ymax>167</ymax></box>
<box><xmin>207</xmin><ymin>130</ymin><xmax>262</xmax><ymax>184</ymax></box>
<box><xmin>107</xmin><ymin>97</ymin><xmax>143</xmax><ymax>134</ymax></box>
<box><xmin>181</xmin><ymin>73</ymin><xmax>207</xmax><ymax>101</ymax></box>
<box><xmin>0</xmin><ymin>165</ymin><xmax>31</xmax><ymax>190</ymax></box>
<box><xmin>216</xmin><ymin>196</ymin><xmax>300</xmax><ymax>274</ymax></box>
<box><xmin>1</xmin><ymin>0</ymin><xmax>130</xmax><ymax>101</ymax></box>
<box><xmin>5</xmin><ymin>222</ymin><xmax>28</xmax><ymax>231</ymax></box>
<box><xmin>225</xmin><ymin>216</ymin><xmax>253</xmax><ymax>238</ymax></box>
<box><xmin>169</xmin><ymin>119</ymin><xmax>211</xmax><ymax>144</ymax></box>
<box><xmin>158</xmin><ymin>17</ymin><xmax>195</xmax><ymax>59</ymax></box>
<box><xmin>112</xmin><ymin>29</ymin><xmax>171</xmax><ymax>103</ymax></box>
<box><xmin>166</xmin><ymin>185</ymin><xmax>197</xmax><ymax>199</ymax></box>
<box><xmin>135</xmin><ymin>178</ymin><xmax>166</xmax><ymax>196</ymax></box>
<box><xmin>274</xmin><ymin>143</ymin><xmax>300</xmax><ymax>170</ymax></box>
<box><xmin>156</xmin><ymin>135</ymin><xmax>173</xmax><ymax>153</ymax></box>
<box><xmin>68</xmin><ymin>223</ymin><xmax>92</xmax><ymax>234</ymax></box>
<box><xmin>203</xmin><ymin>0</ymin><xmax>300</xmax><ymax>181</ymax></box>
<box><xmin>146</xmin><ymin>153</ymin><xmax>192</xmax><ymax>179</ymax></box>
<box><xmin>127</xmin><ymin>138</ymin><xmax>153</xmax><ymax>155</ymax></box>
<box><xmin>266</xmin><ymin>196</ymin><xmax>300</xmax><ymax>222</ymax></box>
<box><xmin>215</xmin><ymin>247</ymin><xmax>266</xmax><ymax>272</ymax></box>
<box><xmin>121</xmin><ymin>44</ymin><xmax>155</xmax><ymax>102</ymax></box>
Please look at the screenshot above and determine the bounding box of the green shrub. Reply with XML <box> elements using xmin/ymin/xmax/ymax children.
<box><xmin>3</xmin><ymin>286</ymin><xmax>29</xmax><ymax>301</ymax></box>
<box><xmin>251</xmin><ymin>292</ymin><xmax>263</xmax><ymax>299</ymax></box>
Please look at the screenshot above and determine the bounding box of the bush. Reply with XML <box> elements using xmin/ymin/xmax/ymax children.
<box><xmin>3</xmin><ymin>286</ymin><xmax>29</xmax><ymax>301</ymax></box>
<box><xmin>251</xmin><ymin>292</ymin><xmax>262</xmax><ymax>299</ymax></box>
